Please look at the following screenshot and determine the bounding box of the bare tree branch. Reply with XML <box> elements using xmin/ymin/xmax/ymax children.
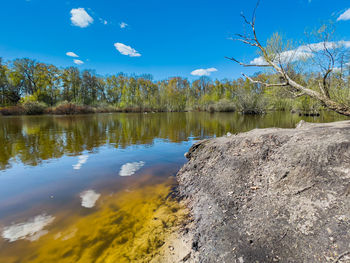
<box><xmin>252</xmin><ymin>0</ymin><xmax>260</xmax><ymax>26</ymax></box>
<box><xmin>228</xmin><ymin>1</ymin><xmax>350</xmax><ymax>116</ymax></box>
<box><xmin>231</xmin><ymin>38</ymin><xmax>258</xmax><ymax>47</ymax></box>
<box><xmin>242</xmin><ymin>73</ymin><xmax>288</xmax><ymax>87</ymax></box>
<box><xmin>240</xmin><ymin>13</ymin><xmax>252</xmax><ymax>27</ymax></box>
<box><xmin>225</xmin><ymin>57</ymin><xmax>271</xmax><ymax>67</ymax></box>
<box><xmin>290</xmin><ymin>91</ymin><xmax>306</xmax><ymax>98</ymax></box>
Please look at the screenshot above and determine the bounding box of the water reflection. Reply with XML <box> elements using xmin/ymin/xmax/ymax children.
<box><xmin>80</xmin><ymin>190</ymin><xmax>101</xmax><ymax>208</ymax></box>
<box><xmin>119</xmin><ymin>161</ymin><xmax>145</xmax><ymax>176</ymax></box>
<box><xmin>0</xmin><ymin>112</ymin><xmax>348</xmax><ymax>170</ymax></box>
<box><xmin>0</xmin><ymin>178</ymin><xmax>186</xmax><ymax>263</ymax></box>
<box><xmin>2</xmin><ymin>214</ymin><xmax>55</xmax><ymax>242</ymax></box>
<box><xmin>73</xmin><ymin>155</ymin><xmax>89</xmax><ymax>170</ymax></box>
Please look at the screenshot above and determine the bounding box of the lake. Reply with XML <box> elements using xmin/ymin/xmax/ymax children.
<box><xmin>0</xmin><ymin>112</ymin><xmax>348</xmax><ymax>262</ymax></box>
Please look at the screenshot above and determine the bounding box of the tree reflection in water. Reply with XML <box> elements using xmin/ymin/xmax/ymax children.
<box><xmin>0</xmin><ymin>112</ymin><xmax>347</xmax><ymax>170</ymax></box>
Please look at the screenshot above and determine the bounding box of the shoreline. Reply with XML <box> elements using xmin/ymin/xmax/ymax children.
<box><xmin>151</xmin><ymin>200</ymin><xmax>197</xmax><ymax>263</ymax></box>
<box><xmin>0</xmin><ymin>109</ymin><xmax>329</xmax><ymax>117</ymax></box>
<box><xmin>0</xmin><ymin>104</ymin><xmax>328</xmax><ymax>117</ymax></box>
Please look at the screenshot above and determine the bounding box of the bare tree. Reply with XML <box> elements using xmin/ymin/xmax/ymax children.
<box><xmin>228</xmin><ymin>1</ymin><xmax>350</xmax><ymax>116</ymax></box>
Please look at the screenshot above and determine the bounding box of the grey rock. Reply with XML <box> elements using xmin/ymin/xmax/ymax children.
<box><xmin>177</xmin><ymin>121</ymin><xmax>350</xmax><ymax>263</ymax></box>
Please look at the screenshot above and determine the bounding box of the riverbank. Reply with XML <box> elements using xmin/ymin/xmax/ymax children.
<box><xmin>176</xmin><ymin>120</ymin><xmax>350</xmax><ymax>262</ymax></box>
<box><xmin>0</xmin><ymin>102</ymin><xmax>323</xmax><ymax>116</ymax></box>
<box><xmin>0</xmin><ymin>103</ymin><xmax>224</xmax><ymax>116</ymax></box>
<box><xmin>0</xmin><ymin>103</ymin><xmax>162</xmax><ymax>116</ymax></box>
<box><xmin>151</xmin><ymin>206</ymin><xmax>197</xmax><ymax>263</ymax></box>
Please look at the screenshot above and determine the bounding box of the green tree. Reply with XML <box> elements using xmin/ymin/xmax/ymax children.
<box><xmin>61</xmin><ymin>67</ymin><xmax>82</xmax><ymax>103</ymax></box>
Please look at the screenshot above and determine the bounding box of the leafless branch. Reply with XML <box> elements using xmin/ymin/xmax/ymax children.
<box><xmin>333</xmin><ymin>251</ymin><xmax>350</xmax><ymax>263</ymax></box>
<box><xmin>240</xmin><ymin>13</ymin><xmax>251</xmax><ymax>27</ymax></box>
<box><xmin>228</xmin><ymin>0</ymin><xmax>350</xmax><ymax>116</ymax></box>
<box><xmin>242</xmin><ymin>73</ymin><xmax>288</xmax><ymax>87</ymax></box>
<box><xmin>291</xmin><ymin>91</ymin><xmax>306</xmax><ymax>98</ymax></box>
<box><xmin>225</xmin><ymin>57</ymin><xmax>271</xmax><ymax>67</ymax></box>
<box><xmin>231</xmin><ymin>38</ymin><xmax>258</xmax><ymax>47</ymax></box>
<box><xmin>252</xmin><ymin>0</ymin><xmax>260</xmax><ymax>26</ymax></box>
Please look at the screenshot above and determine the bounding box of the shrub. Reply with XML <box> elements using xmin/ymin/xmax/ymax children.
<box><xmin>49</xmin><ymin>101</ymin><xmax>95</xmax><ymax>115</ymax></box>
<box><xmin>209</xmin><ymin>99</ymin><xmax>236</xmax><ymax>112</ymax></box>
<box><xmin>0</xmin><ymin>106</ymin><xmax>25</xmax><ymax>115</ymax></box>
<box><xmin>22</xmin><ymin>101</ymin><xmax>47</xmax><ymax>115</ymax></box>
<box><xmin>267</xmin><ymin>98</ymin><xmax>294</xmax><ymax>111</ymax></box>
<box><xmin>293</xmin><ymin>96</ymin><xmax>322</xmax><ymax>115</ymax></box>
<box><xmin>93</xmin><ymin>103</ymin><xmax>119</xmax><ymax>113</ymax></box>
<box><xmin>234</xmin><ymin>87</ymin><xmax>267</xmax><ymax>114</ymax></box>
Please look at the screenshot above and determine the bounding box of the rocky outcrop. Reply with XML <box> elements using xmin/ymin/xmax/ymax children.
<box><xmin>177</xmin><ymin>120</ymin><xmax>350</xmax><ymax>263</ymax></box>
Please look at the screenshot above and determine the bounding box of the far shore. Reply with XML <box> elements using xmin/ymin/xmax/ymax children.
<box><xmin>0</xmin><ymin>103</ymin><xmax>325</xmax><ymax>117</ymax></box>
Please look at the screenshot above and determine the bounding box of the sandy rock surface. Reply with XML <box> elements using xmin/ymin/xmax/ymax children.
<box><xmin>177</xmin><ymin>120</ymin><xmax>350</xmax><ymax>263</ymax></box>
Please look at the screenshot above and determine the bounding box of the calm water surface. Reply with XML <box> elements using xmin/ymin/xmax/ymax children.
<box><xmin>0</xmin><ymin>112</ymin><xmax>348</xmax><ymax>262</ymax></box>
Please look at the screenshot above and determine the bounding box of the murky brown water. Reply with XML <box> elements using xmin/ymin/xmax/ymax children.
<box><xmin>0</xmin><ymin>112</ymin><xmax>348</xmax><ymax>262</ymax></box>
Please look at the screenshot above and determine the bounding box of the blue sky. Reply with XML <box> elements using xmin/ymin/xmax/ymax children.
<box><xmin>0</xmin><ymin>0</ymin><xmax>350</xmax><ymax>80</ymax></box>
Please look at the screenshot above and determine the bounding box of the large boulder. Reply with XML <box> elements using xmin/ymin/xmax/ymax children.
<box><xmin>177</xmin><ymin>121</ymin><xmax>350</xmax><ymax>263</ymax></box>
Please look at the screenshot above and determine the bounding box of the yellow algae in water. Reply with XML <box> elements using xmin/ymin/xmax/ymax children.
<box><xmin>4</xmin><ymin>182</ymin><xmax>186</xmax><ymax>263</ymax></box>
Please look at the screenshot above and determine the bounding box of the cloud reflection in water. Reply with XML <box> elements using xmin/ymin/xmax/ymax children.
<box><xmin>1</xmin><ymin>214</ymin><xmax>55</xmax><ymax>242</ymax></box>
<box><xmin>73</xmin><ymin>155</ymin><xmax>89</xmax><ymax>170</ymax></box>
<box><xmin>80</xmin><ymin>190</ymin><xmax>101</xmax><ymax>208</ymax></box>
<box><xmin>119</xmin><ymin>161</ymin><xmax>145</xmax><ymax>176</ymax></box>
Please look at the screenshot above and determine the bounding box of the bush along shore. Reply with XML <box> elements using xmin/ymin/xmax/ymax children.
<box><xmin>0</xmin><ymin>99</ymin><xmax>325</xmax><ymax>116</ymax></box>
<box><xmin>177</xmin><ymin>120</ymin><xmax>350</xmax><ymax>263</ymax></box>
<box><xmin>0</xmin><ymin>102</ymin><xmax>324</xmax><ymax>116</ymax></box>
<box><xmin>0</xmin><ymin>101</ymin><xmax>162</xmax><ymax>116</ymax></box>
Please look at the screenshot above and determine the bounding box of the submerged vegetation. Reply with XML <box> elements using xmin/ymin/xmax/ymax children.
<box><xmin>1</xmin><ymin>57</ymin><xmax>349</xmax><ymax>115</ymax></box>
<box><xmin>0</xmin><ymin>180</ymin><xmax>188</xmax><ymax>263</ymax></box>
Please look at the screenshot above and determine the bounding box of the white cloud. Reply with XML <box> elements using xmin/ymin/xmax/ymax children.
<box><xmin>73</xmin><ymin>59</ymin><xmax>84</xmax><ymax>65</ymax></box>
<box><xmin>66</xmin><ymin>52</ymin><xmax>79</xmax><ymax>58</ymax></box>
<box><xmin>70</xmin><ymin>8</ymin><xmax>94</xmax><ymax>28</ymax></box>
<box><xmin>114</xmin><ymin>43</ymin><xmax>141</xmax><ymax>57</ymax></box>
<box><xmin>249</xmin><ymin>57</ymin><xmax>265</xmax><ymax>66</ymax></box>
<box><xmin>250</xmin><ymin>40</ymin><xmax>350</xmax><ymax>65</ymax></box>
<box><xmin>250</xmin><ymin>56</ymin><xmax>268</xmax><ymax>66</ymax></box>
<box><xmin>191</xmin><ymin>68</ymin><xmax>218</xmax><ymax>76</ymax></box>
<box><xmin>337</xmin><ymin>8</ymin><xmax>350</xmax><ymax>21</ymax></box>
<box><xmin>250</xmin><ymin>50</ymin><xmax>312</xmax><ymax>66</ymax></box>
<box><xmin>1</xmin><ymin>214</ymin><xmax>55</xmax><ymax>242</ymax></box>
<box><xmin>73</xmin><ymin>154</ymin><xmax>88</xmax><ymax>169</ymax></box>
<box><xmin>119</xmin><ymin>161</ymin><xmax>145</xmax><ymax>176</ymax></box>
<box><xmin>120</xmin><ymin>22</ymin><xmax>128</xmax><ymax>29</ymax></box>
<box><xmin>298</xmin><ymin>41</ymin><xmax>350</xmax><ymax>52</ymax></box>
<box><xmin>340</xmin><ymin>40</ymin><xmax>350</xmax><ymax>48</ymax></box>
<box><xmin>80</xmin><ymin>190</ymin><xmax>101</xmax><ymax>208</ymax></box>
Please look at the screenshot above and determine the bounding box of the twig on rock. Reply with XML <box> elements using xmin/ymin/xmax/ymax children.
<box><xmin>333</xmin><ymin>251</ymin><xmax>350</xmax><ymax>263</ymax></box>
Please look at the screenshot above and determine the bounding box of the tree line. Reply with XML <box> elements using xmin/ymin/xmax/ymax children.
<box><xmin>0</xmin><ymin>57</ymin><xmax>349</xmax><ymax>115</ymax></box>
